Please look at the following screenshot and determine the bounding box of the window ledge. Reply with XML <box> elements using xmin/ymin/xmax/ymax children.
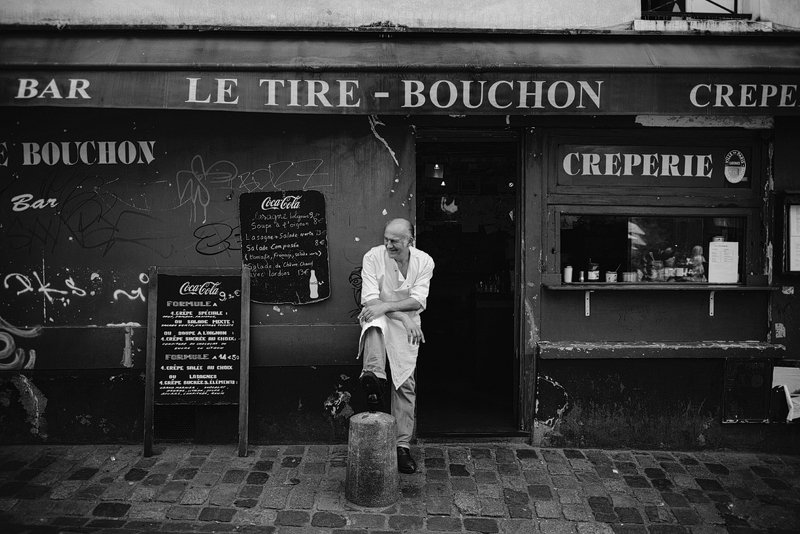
<box><xmin>538</xmin><ymin>340</ymin><xmax>785</xmax><ymax>360</ymax></box>
<box><xmin>544</xmin><ymin>283</ymin><xmax>778</xmax><ymax>291</ymax></box>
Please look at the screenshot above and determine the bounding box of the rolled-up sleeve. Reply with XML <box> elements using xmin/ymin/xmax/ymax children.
<box><xmin>409</xmin><ymin>256</ymin><xmax>435</xmax><ymax>310</ymax></box>
<box><xmin>360</xmin><ymin>250</ymin><xmax>380</xmax><ymax>304</ymax></box>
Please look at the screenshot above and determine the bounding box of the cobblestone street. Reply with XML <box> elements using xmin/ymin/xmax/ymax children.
<box><xmin>0</xmin><ymin>443</ymin><xmax>798</xmax><ymax>533</ymax></box>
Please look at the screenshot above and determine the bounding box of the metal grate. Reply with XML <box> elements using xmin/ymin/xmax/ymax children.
<box><xmin>641</xmin><ymin>0</ymin><xmax>751</xmax><ymax>20</ymax></box>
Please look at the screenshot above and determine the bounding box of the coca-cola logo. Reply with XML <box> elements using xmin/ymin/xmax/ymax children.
<box><xmin>179</xmin><ymin>281</ymin><xmax>221</xmax><ymax>295</ymax></box>
<box><xmin>261</xmin><ymin>195</ymin><xmax>301</xmax><ymax>211</ymax></box>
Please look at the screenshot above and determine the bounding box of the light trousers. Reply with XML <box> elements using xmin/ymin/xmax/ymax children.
<box><xmin>360</xmin><ymin>326</ymin><xmax>416</xmax><ymax>449</ymax></box>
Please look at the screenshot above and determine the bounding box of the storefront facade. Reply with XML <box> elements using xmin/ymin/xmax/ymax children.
<box><xmin>1</xmin><ymin>30</ymin><xmax>799</xmax><ymax>448</ymax></box>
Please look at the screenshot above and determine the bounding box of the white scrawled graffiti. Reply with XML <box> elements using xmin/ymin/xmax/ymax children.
<box><xmin>0</xmin><ymin>315</ymin><xmax>41</xmax><ymax>370</ymax></box>
<box><xmin>2</xmin><ymin>269</ymin><xmax>149</xmax><ymax>306</ymax></box>
<box><xmin>112</xmin><ymin>272</ymin><xmax>149</xmax><ymax>302</ymax></box>
<box><xmin>3</xmin><ymin>271</ymin><xmax>86</xmax><ymax>303</ymax></box>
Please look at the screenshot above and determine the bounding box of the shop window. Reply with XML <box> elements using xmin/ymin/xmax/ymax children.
<box><xmin>560</xmin><ymin>214</ymin><xmax>746</xmax><ymax>284</ymax></box>
<box><xmin>544</xmin><ymin>129</ymin><xmax>766</xmax><ymax>288</ymax></box>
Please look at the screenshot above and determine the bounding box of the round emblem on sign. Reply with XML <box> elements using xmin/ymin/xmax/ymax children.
<box><xmin>724</xmin><ymin>149</ymin><xmax>747</xmax><ymax>184</ymax></box>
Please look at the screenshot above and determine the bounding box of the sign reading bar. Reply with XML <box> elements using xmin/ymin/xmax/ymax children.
<box><xmin>239</xmin><ymin>190</ymin><xmax>330</xmax><ymax>305</ymax></box>
<box><xmin>144</xmin><ymin>266</ymin><xmax>251</xmax><ymax>457</ymax></box>
<box><xmin>3</xmin><ymin>71</ymin><xmax>800</xmax><ymax>115</ymax></box>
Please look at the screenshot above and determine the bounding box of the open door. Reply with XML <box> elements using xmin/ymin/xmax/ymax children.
<box><xmin>415</xmin><ymin>134</ymin><xmax>521</xmax><ymax>436</ymax></box>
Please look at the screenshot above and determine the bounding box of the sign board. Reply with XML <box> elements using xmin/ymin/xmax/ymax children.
<box><xmin>239</xmin><ymin>190</ymin><xmax>330</xmax><ymax>304</ymax></box>
<box><xmin>557</xmin><ymin>145</ymin><xmax>751</xmax><ymax>188</ymax></box>
<box><xmin>3</xmin><ymin>71</ymin><xmax>800</xmax><ymax>116</ymax></box>
<box><xmin>144</xmin><ymin>266</ymin><xmax>251</xmax><ymax>456</ymax></box>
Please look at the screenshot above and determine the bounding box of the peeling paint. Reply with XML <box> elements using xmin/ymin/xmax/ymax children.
<box><xmin>767</xmin><ymin>140</ymin><xmax>774</xmax><ymax>193</ymax></box>
<box><xmin>523</xmin><ymin>297</ymin><xmax>538</xmax><ymax>349</ymax></box>
<box><xmin>535</xmin><ymin>374</ymin><xmax>571</xmax><ymax>440</ymax></box>
<box><xmin>766</xmin><ymin>241</ymin><xmax>773</xmax><ymax>285</ymax></box>
<box><xmin>775</xmin><ymin>323</ymin><xmax>786</xmax><ymax>339</ymax></box>
<box><xmin>11</xmin><ymin>374</ymin><xmax>47</xmax><ymax>438</ymax></box>
<box><xmin>782</xmin><ymin>286</ymin><xmax>795</xmax><ymax>295</ymax></box>
<box><xmin>121</xmin><ymin>326</ymin><xmax>134</xmax><ymax>368</ymax></box>
<box><xmin>635</xmin><ymin>115</ymin><xmax>774</xmax><ymax>129</ymax></box>
<box><xmin>367</xmin><ymin>115</ymin><xmax>399</xmax><ymax>167</ymax></box>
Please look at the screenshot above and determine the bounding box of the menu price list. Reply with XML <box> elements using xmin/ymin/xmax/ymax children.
<box><xmin>239</xmin><ymin>190</ymin><xmax>330</xmax><ymax>305</ymax></box>
<box><xmin>154</xmin><ymin>275</ymin><xmax>241</xmax><ymax>405</ymax></box>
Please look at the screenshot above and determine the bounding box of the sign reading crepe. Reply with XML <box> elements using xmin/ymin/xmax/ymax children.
<box><xmin>239</xmin><ymin>190</ymin><xmax>330</xmax><ymax>304</ymax></box>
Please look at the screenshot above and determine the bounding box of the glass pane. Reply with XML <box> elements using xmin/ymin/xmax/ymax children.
<box><xmin>560</xmin><ymin>214</ymin><xmax>746</xmax><ymax>283</ymax></box>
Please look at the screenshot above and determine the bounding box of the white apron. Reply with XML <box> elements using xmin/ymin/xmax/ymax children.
<box><xmin>358</xmin><ymin>252</ymin><xmax>422</xmax><ymax>390</ymax></box>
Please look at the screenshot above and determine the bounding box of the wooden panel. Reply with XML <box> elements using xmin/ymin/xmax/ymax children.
<box><xmin>543</xmin><ymin>129</ymin><xmax>763</xmax><ymax>200</ymax></box>
<box><xmin>521</xmin><ymin>128</ymin><xmax>544</xmax><ymax>433</ymax></box>
<box><xmin>541</xmin><ymin>290</ymin><xmax>770</xmax><ymax>342</ymax></box>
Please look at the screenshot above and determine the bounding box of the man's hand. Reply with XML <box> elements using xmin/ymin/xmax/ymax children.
<box><xmin>358</xmin><ymin>301</ymin><xmax>390</xmax><ymax>323</ymax></box>
<box><xmin>398</xmin><ymin>314</ymin><xmax>425</xmax><ymax>345</ymax></box>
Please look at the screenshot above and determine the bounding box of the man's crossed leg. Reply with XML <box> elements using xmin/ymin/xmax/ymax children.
<box><xmin>360</xmin><ymin>326</ymin><xmax>417</xmax><ymax>474</ymax></box>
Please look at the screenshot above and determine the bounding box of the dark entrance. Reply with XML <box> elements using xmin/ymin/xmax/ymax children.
<box><xmin>415</xmin><ymin>134</ymin><xmax>520</xmax><ymax>436</ymax></box>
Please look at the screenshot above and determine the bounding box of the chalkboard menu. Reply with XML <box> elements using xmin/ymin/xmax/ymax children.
<box><xmin>152</xmin><ymin>273</ymin><xmax>244</xmax><ymax>404</ymax></box>
<box><xmin>239</xmin><ymin>190</ymin><xmax>330</xmax><ymax>304</ymax></box>
<box><xmin>144</xmin><ymin>267</ymin><xmax>251</xmax><ymax>457</ymax></box>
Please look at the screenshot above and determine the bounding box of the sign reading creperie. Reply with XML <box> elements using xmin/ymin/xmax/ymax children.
<box><xmin>557</xmin><ymin>144</ymin><xmax>752</xmax><ymax>188</ymax></box>
<box><xmin>3</xmin><ymin>72</ymin><xmax>800</xmax><ymax>115</ymax></box>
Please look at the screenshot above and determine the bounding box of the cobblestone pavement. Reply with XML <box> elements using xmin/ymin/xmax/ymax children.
<box><xmin>0</xmin><ymin>443</ymin><xmax>798</xmax><ymax>533</ymax></box>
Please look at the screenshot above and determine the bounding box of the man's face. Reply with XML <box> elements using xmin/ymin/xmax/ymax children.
<box><xmin>384</xmin><ymin>224</ymin><xmax>412</xmax><ymax>262</ymax></box>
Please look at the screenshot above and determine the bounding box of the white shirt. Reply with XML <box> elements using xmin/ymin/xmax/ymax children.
<box><xmin>358</xmin><ymin>245</ymin><xmax>435</xmax><ymax>389</ymax></box>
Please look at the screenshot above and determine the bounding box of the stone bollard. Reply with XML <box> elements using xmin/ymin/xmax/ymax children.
<box><xmin>345</xmin><ymin>411</ymin><xmax>399</xmax><ymax>507</ymax></box>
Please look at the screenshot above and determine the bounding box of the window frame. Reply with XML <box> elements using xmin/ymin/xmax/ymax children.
<box><xmin>542</xmin><ymin>128</ymin><xmax>768</xmax><ymax>287</ymax></box>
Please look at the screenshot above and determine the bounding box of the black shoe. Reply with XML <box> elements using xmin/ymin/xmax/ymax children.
<box><xmin>360</xmin><ymin>371</ymin><xmax>383</xmax><ymax>409</ymax></box>
<box><xmin>397</xmin><ymin>447</ymin><xmax>417</xmax><ymax>474</ymax></box>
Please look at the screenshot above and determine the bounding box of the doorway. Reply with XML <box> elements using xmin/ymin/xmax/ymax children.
<box><xmin>415</xmin><ymin>134</ymin><xmax>520</xmax><ymax>436</ymax></box>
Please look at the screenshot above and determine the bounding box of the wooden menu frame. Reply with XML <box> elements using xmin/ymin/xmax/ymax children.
<box><xmin>144</xmin><ymin>266</ymin><xmax>251</xmax><ymax>457</ymax></box>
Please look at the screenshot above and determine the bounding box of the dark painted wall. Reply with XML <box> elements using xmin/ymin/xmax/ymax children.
<box><xmin>0</xmin><ymin>108</ymin><xmax>413</xmax><ymax>372</ymax></box>
<box><xmin>0</xmin><ymin>107</ymin><xmax>412</xmax><ymax>443</ymax></box>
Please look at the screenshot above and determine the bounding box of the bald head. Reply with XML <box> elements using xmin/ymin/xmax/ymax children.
<box><xmin>385</xmin><ymin>218</ymin><xmax>414</xmax><ymax>241</ymax></box>
<box><xmin>383</xmin><ymin>218</ymin><xmax>415</xmax><ymax>262</ymax></box>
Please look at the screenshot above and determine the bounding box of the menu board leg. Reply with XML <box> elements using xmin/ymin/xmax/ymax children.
<box><xmin>144</xmin><ymin>266</ymin><xmax>158</xmax><ymax>457</ymax></box>
<box><xmin>238</xmin><ymin>266</ymin><xmax>251</xmax><ymax>457</ymax></box>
